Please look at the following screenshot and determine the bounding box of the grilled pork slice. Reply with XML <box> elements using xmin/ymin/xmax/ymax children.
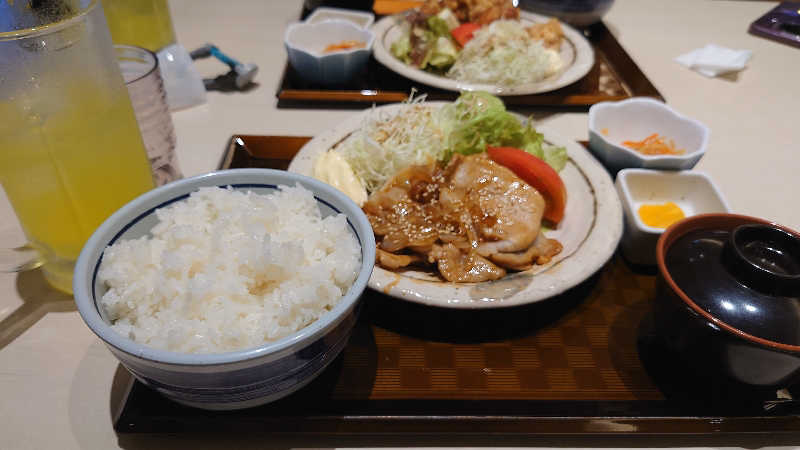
<box><xmin>443</xmin><ymin>153</ymin><xmax>546</xmax><ymax>254</ymax></box>
<box><xmin>376</xmin><ymin>248</ymin><xmax>425</xmax><ymax>270</ymax></box>
<box><xmin>430</xmin><ymin>243</ymin><xmax>506</xmax><ymax>282</ymax></box>
<box><xmin>362</xmin><ymin>153</ymin><xmax>562</xmax><ymax>282</ymax></box>
<box><xmin>486</xmin><ymin>234</ymin><xmax>563</xmax><ymax>271</ymax></box>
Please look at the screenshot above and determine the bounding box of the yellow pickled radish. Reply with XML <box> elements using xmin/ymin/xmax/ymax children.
<box><xmin>638</xmin><ymin>202</ymin><xmax>685</xmax><ymax>229</ymax></box>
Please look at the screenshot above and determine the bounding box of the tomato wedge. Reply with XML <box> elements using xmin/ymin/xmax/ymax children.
<box><xmin>451</xmin><ymin>23</ymin><xmax>481</xmax><ymax>47</ymax></box>
<box><xmin>486</xmin><ymin>146</ymin><xmax>567</xmax><ymax>225</ymax></box>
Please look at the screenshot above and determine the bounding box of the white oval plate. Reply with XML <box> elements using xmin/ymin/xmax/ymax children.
<box><xmin>288</xmin><ymin>102</ymin><xmax>622</xmax><ymax>309</ymax></box>
<box><xmin>371</xmin><ymin>11</ymin><xmax>595</xmax><ymax>96</ymax></box>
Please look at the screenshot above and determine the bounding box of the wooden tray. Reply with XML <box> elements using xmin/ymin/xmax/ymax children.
<box><xmin>276</xmin><ymin>5</ymin><xmax>663</xmax><ymax>109</ymax></box>
<box><xmin>112</xmin><ymin>135</ymin><xmax>800</xmax><ymax>435</ymax></box>
<box><xmin>113</xmin><ymin>135</ymin><xmax>800</xmax><ymax>434</ymax></box>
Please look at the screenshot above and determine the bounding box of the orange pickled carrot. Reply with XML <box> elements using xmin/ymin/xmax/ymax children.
<box><xmin>323</xmin><ymin>40</ymin><xmax>366</xmax><ymax>53</ymax></box>
<box><xmin>622</xmin><ymin>133</ymin><xmax>686</xmax><ymax>155</ymax></box>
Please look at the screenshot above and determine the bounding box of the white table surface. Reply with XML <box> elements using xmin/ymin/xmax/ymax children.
<box><xmin>1</xmin><ymin>0</ymin><xmax>799</xmax><ymax>448</ymax></box>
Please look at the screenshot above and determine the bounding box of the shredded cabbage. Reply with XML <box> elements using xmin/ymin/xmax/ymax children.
<box><xmin>333</xmin><ymin>92</ymin><xmax>567</xmax><ymax>193</ymax></box>
<box><xmin>333</xmin><ymin>95</ymin><xmax>447</xmax><ymax>193</ymax></box>
<box><xmin>447</xmin><ymin>20</ymin><xmax>562</xmax><ymax>86</ymax></box>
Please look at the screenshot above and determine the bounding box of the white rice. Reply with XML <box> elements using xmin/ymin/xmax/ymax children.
<box><xmin>98</xmin><ymin>185</ymin><xmax>361</xmax><ymax>354</ymax></box>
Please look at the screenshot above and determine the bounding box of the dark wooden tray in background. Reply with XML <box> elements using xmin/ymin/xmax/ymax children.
<box><xmin>277</xmin><ymin>5</ymin><xmax>663</xmax><ymax>109</ymax></box>
<box><xmin>113</xmin><ymin>135</ymin><xmax>800</xmax><ymax>435</ymax></box>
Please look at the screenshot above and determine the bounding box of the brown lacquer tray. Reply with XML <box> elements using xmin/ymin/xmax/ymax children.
<box><xmin>112</xmin><ymin>135</ymin><xmax>800</xmax><ymax>435</ymax></box>
<box><xmin>276</xmin><ymin>5</ymin><xmax>663</xmax><ymax>109</ymax></box>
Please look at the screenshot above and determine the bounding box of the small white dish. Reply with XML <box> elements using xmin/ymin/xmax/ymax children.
<box><xmin>588</xmin><ymin>97</ymin><xmax>709</xmax><ymax>171</ymax></box>
<box><xmin>305</xmin><ymin>7</ymin><xmax>375</xmax><ymax>29</ymax></box>
<box><xmin>284</xmin><ymin>19</ymin><xmax>374</xmax><ymax>86</ymax></box>
<box><xmin>615</xmin><ymin>168</ymin><xmax>730</xmax><ymax>266</ymax></box>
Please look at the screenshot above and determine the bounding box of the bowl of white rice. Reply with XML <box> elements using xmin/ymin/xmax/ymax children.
<box><xmin>73</xmin><ymin>168</ymin><xmax>375</xmax><ymax>410</ymax></box>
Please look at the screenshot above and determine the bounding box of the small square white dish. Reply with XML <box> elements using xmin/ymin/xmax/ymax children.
<box><xmin>305</xmin><ymin>7</ymin><xmax>375</xmax><ymax>29</ymax></box>
<box><xmin>615</xmin><ymin>168</ymin><xmax>730</xmax><ymax>266</ymax></box>
<box><xmin>589</xmin><ymin>97</ymin><xmax>709</xmax><ymax>171</ymax></box>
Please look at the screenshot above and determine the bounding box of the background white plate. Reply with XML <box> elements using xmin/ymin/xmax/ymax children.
<box><xmin>288</xmin><ymin>102</ymin><xmax>622</xmax><ymax>309</ymax></box>
<box><xmin>371</xmin><ymin>11</ymin><xmax>595</xmax><ymax>96</ymax></box>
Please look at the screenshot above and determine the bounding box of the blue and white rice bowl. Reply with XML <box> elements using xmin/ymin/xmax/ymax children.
<box><xmin>73</xmin><ymin>169</ymin><xmax>375</xmax><ymax>410</ymax></box>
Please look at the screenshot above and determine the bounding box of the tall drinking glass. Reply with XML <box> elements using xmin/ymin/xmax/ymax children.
<box><xmin>0</xmin><ymin>0</ymin><xmax>156</xmax><ymax>293</ymax></box>
<box><xmin>102</xmin><ymin>0</ymin><xmax>176</xmax><ymax>52</ymax></box>
<box><xmin>117</xmin><ymin>45</ymin><xmax>181</xmax><ymax>186</ymax></box>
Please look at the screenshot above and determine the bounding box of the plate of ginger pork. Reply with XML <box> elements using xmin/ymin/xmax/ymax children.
<box><xmin>289</xmin><ymin>97</ymin><xmax>622</xmax><ymax>308</ymax></box>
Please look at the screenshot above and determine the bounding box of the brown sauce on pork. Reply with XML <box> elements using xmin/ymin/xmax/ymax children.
<box><xmin>363</xmin><ymin>153</ymin><xmax>562</xmax><ymax>282</ymax></box>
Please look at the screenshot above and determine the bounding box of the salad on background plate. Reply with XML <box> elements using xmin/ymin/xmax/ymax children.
<box><xmin>370</xmin><ymin>0</ymin><xmax>595</xmax><ymax>95</ymax></box>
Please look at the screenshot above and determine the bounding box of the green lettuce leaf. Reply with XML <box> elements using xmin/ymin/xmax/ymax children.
<box><xmin>426</xmin><ymin>15</ymin><xmax>451</xmax><ymax>37</ymax></box>
<box><xmin>540</xmin><ymin>144</ymin><xmax>568</xmax><ymax>172</ymax></box>
<box><xmin>438</xmin><ymin>91</ymin><xmax>567</xmax><ymax>172</ymax></box>
<box><xmin>428</xmin><ymin>36</ymin><xmax>458</xmax><ymax>69</ymax></box>
<box><xmin>390</xmin><ymin>34</ymin><xmax>411</xmax><ymax>63</ymax></box>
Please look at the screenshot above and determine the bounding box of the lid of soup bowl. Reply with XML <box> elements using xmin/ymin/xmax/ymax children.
<box><xmin>658</xmin><ymin>213</ymin><xmax>800</xmax><ymax>350</ymax></box>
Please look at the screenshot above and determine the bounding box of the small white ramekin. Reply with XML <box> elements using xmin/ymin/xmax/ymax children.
<box><xmin>615</xmin><ymin>168</ymin><xmax>730</xmax><ymax>266</ymax></box>
<box><xmin>589</xmin><ymin>97</ymin><xmax>709</xmax><ymax>171</ymax></box>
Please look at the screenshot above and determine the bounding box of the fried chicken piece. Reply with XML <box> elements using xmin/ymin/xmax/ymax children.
<box><xmin>527</xmin><ymin>18</ymin><xmax>564</xmax><ymax>50</ymax></box>
<box><xmin>420</xmin><ymin>0</ymin><xmax>469</xmax><ymax>21</ymax></box>
<box><xmin>468</xmin><ymin>0</ymin><xmax>519</xmax><ymax>25</ymax></box>
<box><xmin>419</xmin><ymin>0</ymin><xmax>518</xmax><ymax>25</ymax></box>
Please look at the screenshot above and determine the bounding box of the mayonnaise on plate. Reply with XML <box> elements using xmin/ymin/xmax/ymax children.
<box><xmin>313</xmin><ymin>151</ymin><xmax>368</xmax><ymax>206</ymax></box>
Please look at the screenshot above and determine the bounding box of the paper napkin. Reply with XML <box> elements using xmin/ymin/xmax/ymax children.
<box><xmin>675</xmin><ymin>44</ymin><xmax>753</xmax><ymax>77</ymax></box>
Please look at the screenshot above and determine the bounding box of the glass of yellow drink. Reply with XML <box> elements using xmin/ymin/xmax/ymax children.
<box><xmin>0</xmin><ymin>0</ymin><xmax>156</xmax><ymax>293</ymax></box>
<box><xmin>102</xmin><ymin>0</ymin><xmax>176</xmax><ymax>52</ymax></box>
